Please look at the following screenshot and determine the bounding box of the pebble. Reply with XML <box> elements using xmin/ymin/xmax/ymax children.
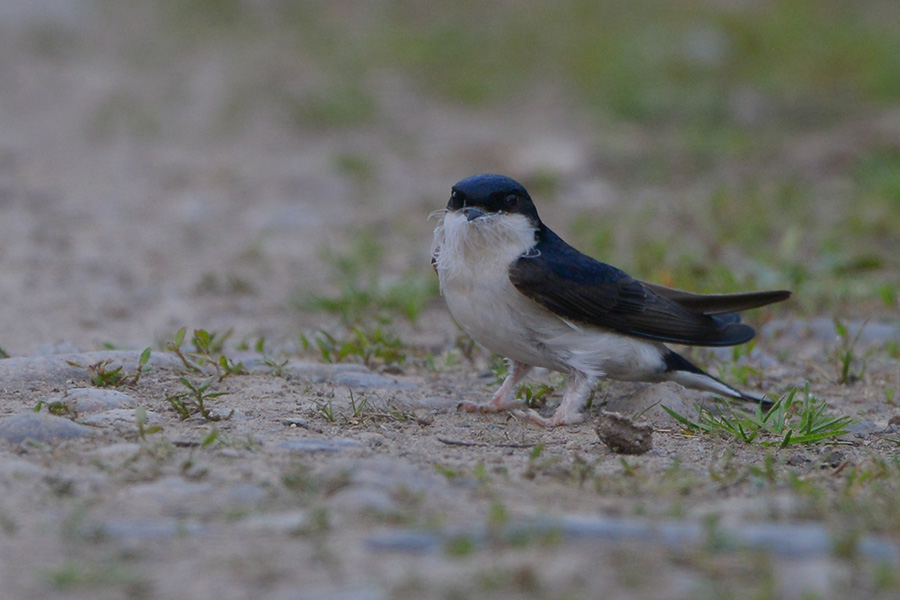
<box><xmin>81</xmin><ymin>408</ymin><xmax>162</xmax><ymax>431</ymax></box>
<box><xmin>266</xmin><ymin>587</ymin><xmax>385</xmax><ymax>600</ymax></box>
<box><xmin>43</xmin><ymin>388</ymin><xmax>136</xmax><ymax>413</ymax></box>
<box><xmin>331</xmin><ymin>372</ymin><xmax>417</xmax><ymax>390</ymax></box>
<box><xmin>238</xmin><ymin>510</ymin><xmax>309</xmax><ymax>534</ymax></box>
<box><xmin>83</xmin><ymin>517</ymin><xmax>205</xmax><ymax>541</ymax></box>
<box><xmin>841</xmin><ymin>420</ymin><xmax>879</xmax><ymax>438</ymax></box>
<box><xmin>364</xmin><ymin>531</ymin><xmax>441</xmax><ymax>553</ymax></box>
<box><xmin>0</xmin><ymin>412</ymin><xmax>94</xmax><ymax>444</ymax></box>
<box><xmin>278</xmin><ymin>439</ymin><xmax>364</xmax><ymax>453</ymax></box>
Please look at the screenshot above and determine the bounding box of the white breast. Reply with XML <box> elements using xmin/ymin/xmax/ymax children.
<box><xmin>431</xmin><ymin>211</ymin><xmax>568</xmax><ymax>369</ymax></box>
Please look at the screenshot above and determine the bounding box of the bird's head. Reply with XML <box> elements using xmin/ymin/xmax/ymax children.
<box><xmin>447</xmin><ymin>174</ymin><xmax>541</xmax><ymax>228</ymax></box>
<box><xmin>431</xmin><ymin>174</ymin><xmax>542</xmax><ymax>278</ymax></box>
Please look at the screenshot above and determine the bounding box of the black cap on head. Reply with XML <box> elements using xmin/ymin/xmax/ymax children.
<box><xmin>448</xmin><ymin>174</ymin><xmax>541</xmax><ymax>225</ymax></box>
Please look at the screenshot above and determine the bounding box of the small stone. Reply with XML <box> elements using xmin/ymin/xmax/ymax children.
<box><xmin>331</xmin><ymin>372</ymin><xmax>417</xmax><ymax>390</ymax></box>
<box><xmin>84</xmin><ymin>518</ymin><xmax>205</xmax><ymax>541</ymax></box>
<box><xmin>786</xmin><ymin>454</ymin><xmax>811</xmax><ymax>467</ymax></box>
<box><xmin>365</xmin><ymin>531</ymin><xmax>442</xmax><ymax>553</ymax></box>
<box><xmin>82</xmin><ymin>408</ymin><xmax>162</xmax><ymax>431</ymax></box>
<box><xmin>278</xmin><ymin>438</ymin><xmax>364</xmax><ymax>453</ymax></box>
<box><xmin>0</xmin><ymin>413</ymin><xmax>94</xmax><ymax>444</ymax></box>
<box><xmin>819</xmin><ymin>451</ymin><xmax>847</xmax><ymax>469</ymax></box>
<box><xmin>44</xmin><ymin>388</ymin><xmax>136</xmax><ymax>413</ymax></box>
<box><xmin>239</xmin><ymin>510</ymin><xmax>309</xmax><ymax>534</ymax></box>
<box><xmin>843</xmin><ymin>420</ymin><xmax>878</xmax><ymax>437</ymax></box>
<box><xmin>595</xmin><ymin>410</ymin><xmax>653</xmax><ymax>455</ymax></box>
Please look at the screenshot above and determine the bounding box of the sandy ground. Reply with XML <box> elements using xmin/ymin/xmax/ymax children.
<box><xmin>1</xmin><ymin>4</ymin><xmax>900</xmax><ymax>600</ymax></box>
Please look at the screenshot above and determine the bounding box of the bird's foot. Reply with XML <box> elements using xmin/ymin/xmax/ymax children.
<box><xmin>511</xmin><ymin>407</ymin><xmax>585</xmax><ymax>427</ymax></box>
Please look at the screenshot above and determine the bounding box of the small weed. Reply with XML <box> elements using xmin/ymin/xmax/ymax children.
<box><xmin>314</xmin><ymin>398</ymin><xmax>336</xmax><ymax>423</ymax></box>
<box><xmin>134</xmin><ymin>406</ymin><xmax>162</xmax><ymax>441</ymax></box>
<box><xmin>165</xmin><ymin>376</ymin><xmax>233</xmax><ymax>421</ymax></box>
<box><xmin>166</xmin><ymin>327</ymin><xmax>245</xmax><ymax>381</ymax></box>
<box><xmin>300</xmin><ymin>325</ymin><xmax>406</xmax><ymax>368</ymax></box>
<box><xmin>489</xmin><ymin>355</ymin><xmax>508</xmax><ymax>383</ymax></box>
<box><xmin>34</xmin><ymin>400</ymin><xmax>78</xmax><ymax>419</ymax></box>
<box><xmin>263</xmin><ymin>355</ymin><xmax>290</xmax><ymax>377</ymax></box>
<box><xmin>67</xmin><ymin>347</ymin><xmax>152</xmax><ymax>387</ymax></box>
<box><xmin>832</xmin><ymin>318</ymin><xmax>872</xmax><ymax>384</ymax></box>
<box><xmin>516</xmin><ymin>382</ymin><xmax>554</xmax><ymax>409</ymax></box>
<box><xmin>311</xmin><ymin>390</ymin><xmax>416</xmax><ymax>426</ymax></box>
<box><xmin>663</xmin><ymin>383</ymin><xmax>856</xmax><ymax>446</ymax></box>
<box><xmin>0</xmin><ymin>345</ymin><xmax>8</xmax><ymax>359</ymax></box>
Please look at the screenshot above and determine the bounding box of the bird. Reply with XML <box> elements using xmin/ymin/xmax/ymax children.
<box><xmin>430</xmin><ymin>173</ymin><xmax>790</xmax><ymax>427</ymax></box>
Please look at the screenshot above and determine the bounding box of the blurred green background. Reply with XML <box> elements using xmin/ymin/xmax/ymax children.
<box><xmin>139</xmin><ymin>0</ymin><xmax>899</xmax><ymax>312</ymax></box>
<box><xmin>11</xmin><ymin>0</ymin><xmax>900</xmax><ymax>328</ymax></box>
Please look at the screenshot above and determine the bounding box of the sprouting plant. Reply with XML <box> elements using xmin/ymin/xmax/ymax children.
<box><xmin>516</xmin><ymin>382</ymin><xmax>554</xmax><ymax>409</ymax></box>
<box><xmin>166</xmin><ymin>327</ymin><xmax>244</xmax><ymax>381</ymax></box>
<box><xmin>314</xmin><ymin>398</ymin><xmax>336</xmax><ymax>423</ymax></box>
<box><xmin>832</xmin><ymin>318</ymin><xmax>872</xmax><ymax>385</ymax></box>
<box><xmin>34</xmin><ymin>400</ymin><xmax>78</xmax><ymax>419</ymax></box>
<box><xmin>663</xmin><ymin>383</ymin><xmax>857</xmax><ymax>446</ymax></box>
<box><xmin>134</xmin><ymin>406</ymin><xmax>162</xmax><ymax>441</ymax></box>
<box><xmin>300</xmin><ymin>325</ymin><xmax>407</xmax><ymax>368</ymax></box>
<box><xmin>311</xmin><ymin>390</ymin><xmax>415</xmax><ymax>426</ymax></box>
<box><xmin>263</xmin><ymin>355</ymin><xmax>290</xmax><ymax>377</ymax></box>
<box><xmin>348</xmin><ymin>390</ymin><xmax>368</xmax><ymax>422</ymax></box>
<box><xmin>165</xmin><ymin>376</ymin><xmax>233</xmax><ymax>421</ymax></box>
<box><xmin>0</xmin><ymin>345</ymin><xmax>8</xmax><ymax>359</ymax></box>
<box><xmin>67</xmin><ymin>348</ymin><xmax>152</xmax><ymax>387</ymax></box>
<box><xmin>489</xmin><ymin>355</ymin><xmax>508</xmax><ymax>382</ymax></box>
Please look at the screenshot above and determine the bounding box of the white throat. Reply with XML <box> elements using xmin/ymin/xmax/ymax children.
<box><xmin>430</xmin><ymin>210</ymin><xmax>538</xmax><ymax>287</ymax></box>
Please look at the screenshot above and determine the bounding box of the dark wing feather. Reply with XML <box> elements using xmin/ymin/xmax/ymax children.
<box><xmin>640</xmin><ymin>282</ymin><xmax>790</xmax><ymax>314</ymax></box>
<box><xmin>509</xmin><ymin>229</ymin><xmax>782</xmax><ymax>347</ymax></box>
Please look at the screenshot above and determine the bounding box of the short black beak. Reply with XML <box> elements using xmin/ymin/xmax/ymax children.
<box><xmin>462</xmin><ymin>207</ymin><xmax>486</xmax><ymax>221</ymax></box>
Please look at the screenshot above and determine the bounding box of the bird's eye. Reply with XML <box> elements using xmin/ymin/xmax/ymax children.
<box><xmin>504</xmin><ymin>194</ymin><xmax>519</xmax><ymax>209</ymax></box>
<box><xmin>449</xmin><ymin>190</ymin><xmax>463</xmax><ymax>210</ymax></box>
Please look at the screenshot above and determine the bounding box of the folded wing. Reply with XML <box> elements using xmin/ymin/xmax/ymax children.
<box><xmin>509</xmin><ymin>229</ymin><xmax>790</xmax><ymax>347</ymax></box>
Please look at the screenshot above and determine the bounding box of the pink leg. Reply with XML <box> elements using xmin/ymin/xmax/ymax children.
<box><xmin>458</xmin><ymin>361</ymin><xmax>533</xmax><ymax>414</ymax></box>
<box><xmin>513</xmin><ymin>371</ymin><xmax>594</xmax><ymax>427</ymax></box>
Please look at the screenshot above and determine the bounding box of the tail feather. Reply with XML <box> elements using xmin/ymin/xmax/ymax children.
<box><xmin>663</xmin><ymin>351</ymin><xmax>773</xmax><ymax>407</ymax></box>
<box><xmin>642</xmin><ymin>283</ymin><xmax>791</xmax><ymax>315</ymax></box>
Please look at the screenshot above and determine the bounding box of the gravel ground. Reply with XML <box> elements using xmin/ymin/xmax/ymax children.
<box><xmin>2</xmin><ymin>3</ymin><xmax>899</xmax><ymax>599</ymax></box>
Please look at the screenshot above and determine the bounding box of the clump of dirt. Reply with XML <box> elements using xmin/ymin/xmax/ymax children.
<box><xmin>595</xmin><ymin>410</ymin><xmax>654</xmax><ymax>454</ymax></box>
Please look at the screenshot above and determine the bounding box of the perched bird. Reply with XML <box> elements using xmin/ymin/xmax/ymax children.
<box><xmin>431</xmin><ymin>174</ymin><xmax>790</xmax><ymax>427</ymax></box>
